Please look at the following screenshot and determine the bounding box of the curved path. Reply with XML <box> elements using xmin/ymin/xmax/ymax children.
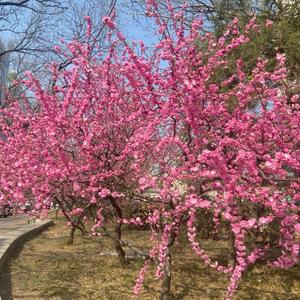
<box><xmin>0</xmin><ymin>216</ymin><xmax>53</xmax><ymax>299</ymax></box>
<box><xmin>0</xmin><ymin>216</ymin><xmax>29</xmax><ymax>235</ymax></box>
<box><xmin>0</xmin><ymin>216</ymin><xmax>53</xmax><ymax>270</ymax></box>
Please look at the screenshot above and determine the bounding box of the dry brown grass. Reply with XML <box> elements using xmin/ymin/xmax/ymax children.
<box><xmin>1</xmin><ymin>216</ymin><xmax>300</xmax><ymax>300</ymax></box>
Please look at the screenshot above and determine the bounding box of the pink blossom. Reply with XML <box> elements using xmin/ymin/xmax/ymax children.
<box><xmin>266</xmin><ymin>19</ymin><xmax>273</xmax><ymax>28</ymax></box>
<box><xmin>102</xmin><ymin>16</ymin><xmax>116</xmax><ymax>30</ymax></box>
<box><xmin>294</xmin><ymin>224</ymin><xmax>300</xmax><ymax>233</ymax></box>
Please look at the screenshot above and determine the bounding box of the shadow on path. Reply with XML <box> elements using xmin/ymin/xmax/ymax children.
<box><xmin>0</xmin><ymin>260</ymin><xmax>13</xmax><ymax>300</ymax></box>
<box><xmin>0</xmin><ymin>241</ymin><xmax>25</xmax><ymax>300</ymax></box>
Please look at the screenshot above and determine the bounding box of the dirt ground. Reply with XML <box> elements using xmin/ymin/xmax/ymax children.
<box><xmin>1</xmin><ymin>217</ymin><xmax>300</xmax><ymax>300</ymax></box>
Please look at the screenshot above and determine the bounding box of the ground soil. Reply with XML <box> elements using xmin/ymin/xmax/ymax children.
<box><xmin>1</xmin><ymin>216</ymin><xmax>300</xmax><ymax>300</ymax></box>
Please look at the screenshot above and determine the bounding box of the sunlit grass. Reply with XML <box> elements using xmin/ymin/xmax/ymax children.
<box><xmin>3</xmin><ymin>216</ymin><xmax>300</xmax><ymax>299</ymax></box>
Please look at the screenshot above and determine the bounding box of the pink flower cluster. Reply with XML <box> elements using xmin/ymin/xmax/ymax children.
<box><xmin>0</xmin><ymin>1</ymin><xmax>299</xmax><ymax>299</ymax></box>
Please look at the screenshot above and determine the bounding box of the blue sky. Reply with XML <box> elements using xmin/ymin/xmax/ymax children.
<box><xmin>0</xmin><ymin>1</ymin><xmax>162</xmax><ymax>63</ymax></box>
<box><xmin>118</xmin><ymin>3</ymin><xmax>160</xmax><ymax>48</ymax></box>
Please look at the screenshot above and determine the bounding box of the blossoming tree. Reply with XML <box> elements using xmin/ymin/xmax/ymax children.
<box><xmin>0</xmin><ymin>1</ymin><xmax>299</xmax><ymax>299</ymax></box>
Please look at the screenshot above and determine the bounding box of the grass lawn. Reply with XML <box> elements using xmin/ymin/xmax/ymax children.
<box><xmin>1</xmin><ymin>217</ymin><xmax>300</xmax><ymax>299</ymax></box>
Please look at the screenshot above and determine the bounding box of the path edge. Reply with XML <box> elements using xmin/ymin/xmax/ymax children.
<box><xmin>0</xmin><ymin>220</ymin><xmax>54</xmax><ymax>271</ymax></box>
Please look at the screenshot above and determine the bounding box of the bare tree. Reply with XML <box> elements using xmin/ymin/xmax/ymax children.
<box><xmin>0</xmin><ymin>0</ymin><xmax>117</xmax><ymax>107</ymax></box>
<box><xmin>52</xmin><ymin>0</ymin><xmax>117</xmax><ymax>71</ymax></box>
<box><xmin>0</xmin><ymin>1</ymin><xmax>66</xmax><ymax>57</ymax></box>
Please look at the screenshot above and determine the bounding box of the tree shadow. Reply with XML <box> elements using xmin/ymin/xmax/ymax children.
<box><xmin>0</xmin><ymin>228</ymin><xmax>81</xmax><ymax>300</ymax></box>
<box><xmin>0</xmin><ymin>256</ymin><xmax>13</xmax><ymax>300</ymax></box>
<box><xmin>0</xmin><ymin>235</ymin><xmax>27</xmax><ymax>300</ymax></box>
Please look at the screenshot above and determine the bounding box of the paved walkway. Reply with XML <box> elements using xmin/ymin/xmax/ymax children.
<box><xmin>0</xmin><ymin>216</ymin><xmax>53</xmax><ymax>270</ymax></box>
<box><xmin>0</xmin><ymin>216</ymin><xmax>29</xmax><ymax>235</ymax></box>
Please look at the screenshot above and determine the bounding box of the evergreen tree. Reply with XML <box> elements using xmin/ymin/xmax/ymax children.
<box><xmin>211</xmin><ymin>0</ymin><xmax>300</xmax><ymax>79</ymax></box>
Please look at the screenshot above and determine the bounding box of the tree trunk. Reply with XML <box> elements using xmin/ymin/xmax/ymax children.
<box><xmin>114</xmin><ymin>221</ymin><xmax>126</xmax><ymax>266</ymax></box>
<box><xmin>160</xmin><ymin>248</ymin><xmax>172</xmax><ymax>300</ymax></box>
<box><xmin>160</xmin><ymin>230</ymin><xmax>175</xmax><ymax>300</ymax></box>
<box><xmin>67</xmin><ymin>226</ymin><xmax>76</xmax><ymax>245</ymax></box>
<box><xmin>109</xmin><ymin>196</ymin><xmax>126</xmax><ymax>266</ymax></box>
<box><xmin>229</xmin><ymin>230</ymin><xmax>236</xmax><ymax>266</ymax></box>
<box><xmin>55</xmin><ymin>208</ymin><xmax>59</xmax><ymax>220</ymax></box>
